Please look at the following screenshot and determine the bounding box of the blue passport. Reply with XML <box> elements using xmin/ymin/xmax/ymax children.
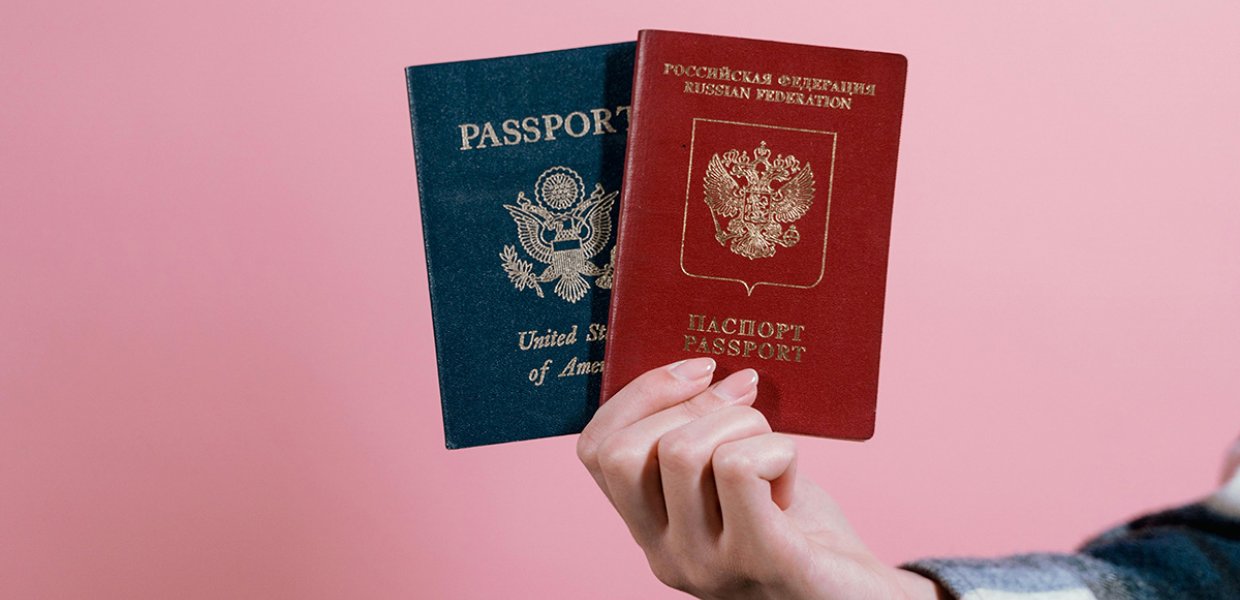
<box><xmin>406</xmin><ymin>43</ymin><xmax>634</xmax><ymax>448</ymax></box>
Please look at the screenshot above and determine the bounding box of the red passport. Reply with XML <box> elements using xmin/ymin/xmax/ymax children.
<box><xmin>601</xmin><ymin>30</ymin><xmax>907</xmax><ymax>440</ymax></box>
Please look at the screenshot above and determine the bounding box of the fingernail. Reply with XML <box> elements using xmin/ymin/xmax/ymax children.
<box><xmin>668</xmin><ymin>357</ymin><xmax>716</xmax><ymax>380</ymax></box>
<box><xmin>712</xmin><ymin>369</ymin><xmax>758</xmax><ymax>401</ymax></box>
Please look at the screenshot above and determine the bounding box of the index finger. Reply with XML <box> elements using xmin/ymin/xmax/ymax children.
<box><xmin>577</xmin><ymin>358</ymin><xmax>716</xmax><ymax>466</ymax></box>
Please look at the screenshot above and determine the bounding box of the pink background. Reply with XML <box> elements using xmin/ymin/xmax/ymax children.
<box><xmin>2</xmin><ymin>1</ymin><xmax>1238</xmax><ymax>598</ymax></box>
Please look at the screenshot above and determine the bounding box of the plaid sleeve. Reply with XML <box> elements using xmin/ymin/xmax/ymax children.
<box><xmin>901</xmin><ymin>482</ymin><xmax>1240</xmax><ymax>600</ymax></box>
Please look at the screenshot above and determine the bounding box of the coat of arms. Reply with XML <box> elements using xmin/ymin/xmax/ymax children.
<box><xmin>499</xmin><ymin>166</ymin><xmax>617</xmax><ymax>303</ymax></box>
<box><xmin>703</xmin><ymin>141</ymin><xmax>816</xmax><ymax>260</ymax></box>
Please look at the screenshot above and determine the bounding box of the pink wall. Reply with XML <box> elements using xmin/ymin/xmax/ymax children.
<box><xmin>2</xmin><ymin>1</ymin><xmax>1238</xmax><ymax>598</ymax></box>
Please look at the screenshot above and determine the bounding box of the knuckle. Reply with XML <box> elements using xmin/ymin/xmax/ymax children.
<box><xmin>596</xmin><ymin>433</ymin><xmax>648</xmax><ymax>478</ymax></box>
<box><xmin>647</xmin><ymin>554</ymin><xmax>688</xmax><ymax>591</ymax></box>
<box><xmin>769</xmin><ymin>432</ymin><xmax>797</xmax><ymax>458</ymax></box>
<box><xmin>575</xmin><ymin>431</ymin><xmax>598</xmax><ymax>469</ymax></box>
<box><xmin>728</xmin><ymin>405</ymin><xmax>771</xmax><ymax>430</ymax></box>
<box><xmin>712</xmin><ymin>444</ymin><xmax>756</xmax><ymax>482</ymax></box>
<box><xmin>677</xmin><ymin>396</ymin><xmax>711</xmax><ymax>419</ymax></box>
<box><xmin>656</xmin><ymin>430</ymin><xmax>709</xmax><ymax>472</ymax></box>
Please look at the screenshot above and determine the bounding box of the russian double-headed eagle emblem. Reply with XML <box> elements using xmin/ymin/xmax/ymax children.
<box><xmin>499</xmin><ymin>166</ymin><xmax>617</xmax><ymax>303</ymax></box>
<box><xmin>703</xmin><ymin>141</ymin><xmax>816</xmax><ymax>260</ymax></box>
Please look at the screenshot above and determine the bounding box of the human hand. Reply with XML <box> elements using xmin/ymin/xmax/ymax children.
<box><xmin>577</xmin><ymin>358</ymin><xmax>941</xmax><ymax>599</ymax></box>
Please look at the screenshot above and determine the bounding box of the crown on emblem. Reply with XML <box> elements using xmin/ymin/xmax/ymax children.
<box><xmin>727</xmin><ymin>141</ymin><xmax>802</xmax><ymax>190</ymax></box>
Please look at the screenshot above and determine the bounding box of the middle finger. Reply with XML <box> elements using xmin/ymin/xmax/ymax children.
<box><xmin>595</xmin><ymin>369</ymin><xmax>760</xmax><ymax>542</ymax></box>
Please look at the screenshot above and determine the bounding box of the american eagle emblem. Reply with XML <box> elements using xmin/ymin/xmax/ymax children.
<box><xmin>703</xmin><ymin>141</ymin><xmax>815</xmax><ymax>260</ymax></box>
<box><xmin>499</xmin><ymin>166</ymin><xmax>616</xmax><ymax>303</ymax></box>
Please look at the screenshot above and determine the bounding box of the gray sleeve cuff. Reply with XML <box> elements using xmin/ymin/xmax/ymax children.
<box><xmin>902</xmin><ymin>553</ymin><xmax>1140</xmax><ymax>599</ymax></box>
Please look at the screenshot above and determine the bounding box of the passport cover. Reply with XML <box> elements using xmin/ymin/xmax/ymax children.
<box><xmin>601</xmin><ymin>31</ymin><xmax>907</xmax><ymax>440</ymax></box>
<box><xmin>407</xmin><ymin>43</ymin><xmax>634</xmax><ymax>448</ymax></box>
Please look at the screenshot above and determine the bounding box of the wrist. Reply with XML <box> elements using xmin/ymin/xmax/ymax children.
<box><xmin>890</xmin><ymin>567</ymin><xmax>947</xmax><ymax>600</ymax></box>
